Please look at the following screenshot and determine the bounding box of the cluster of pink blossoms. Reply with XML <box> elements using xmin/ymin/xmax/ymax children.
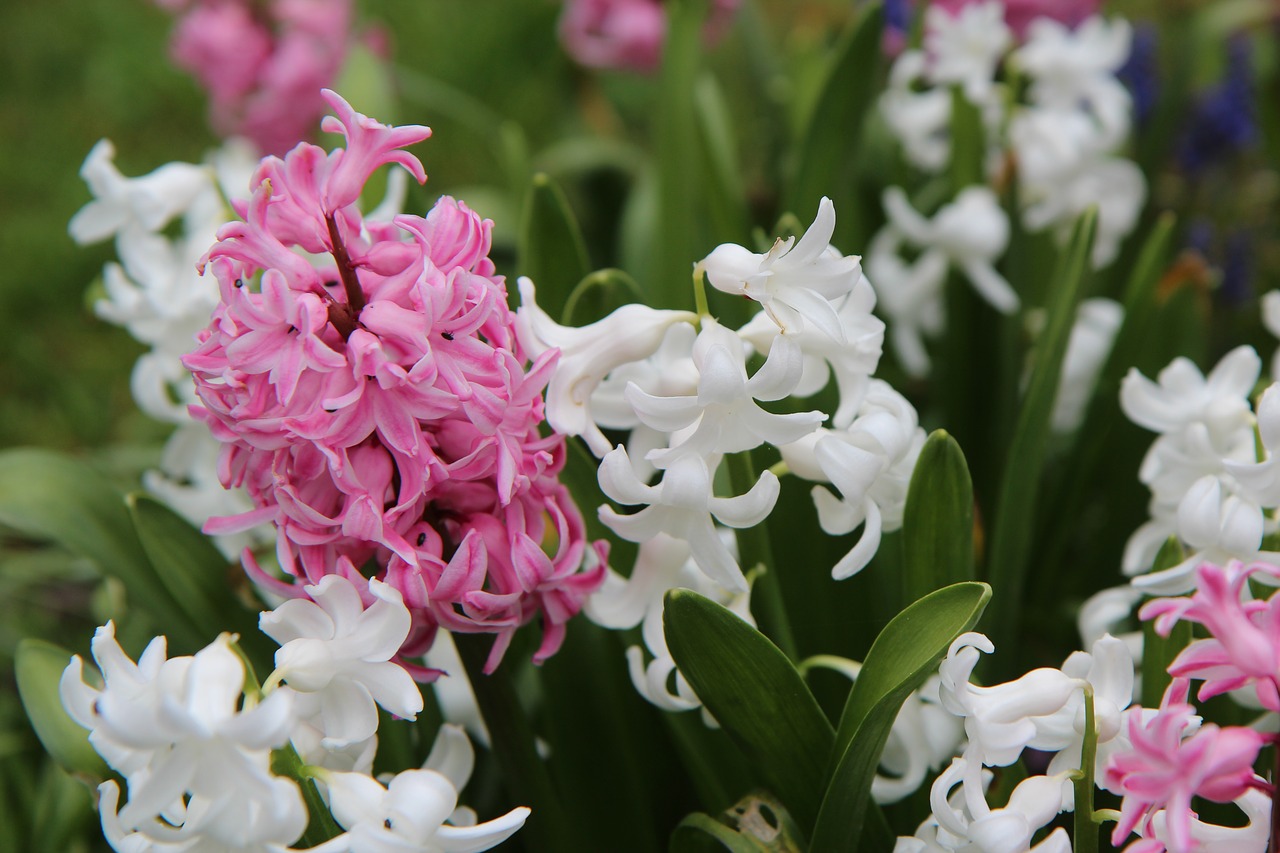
<box><xmin>1101</xmin><ymin>561</ymin><xmax>1279</xmax><ymax>853</ymax></box>
<box><xmin>155</xmin><ymin>0</ymin><xmax>355</xmax><ymax>154</ymax></box>
<box><xmin>930</xmin><ymin>0</ymin><xmax>1100</xmax><ymax>39</ymax></box>
<box><xmin>558</xmin><ymin>0</ymin><xmax>741</xmax><ymax>73</ymax></box>
<box><xmin>183</xmin><ymin>90</ymin><xmax>605</xmax><ymax>674</ymax></box>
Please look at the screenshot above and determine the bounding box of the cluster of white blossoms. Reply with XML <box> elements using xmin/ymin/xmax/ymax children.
<box><xmin>1120</xmin><ymin>346</ymin><xmax>1280</xmax><ymax>595</ymax></box>
<box><xmin>896</xmin><ymin>632</ymin><xmax>1135</xmax><ymax>852</ymax></box>
<box><xmin>517</xmin><ymin>197</ymin><xmax>925</xmax><ymax>718</ymax></box>
<box><xmin>61</xmin><ymin>575</ymin><xmax>528</xmax><ymax>853</ymax></box>
<box><xmin>871</xmin><ymin>1</ymin><xmax>1143</xmax><ymax>376</ymax></box>
<box><xmin>68</xmin><ymin>139</ymin><xmax>264</xmax><ymax>556</ymax></box>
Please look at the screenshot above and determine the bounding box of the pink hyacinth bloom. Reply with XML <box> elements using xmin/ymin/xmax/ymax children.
<box><xmin>1104</xmin><ymin>679</ymin><xmax>1265</xmax><ymax>853</ymax></box>
<box><xmin>185</xmin><ymin>90</ymin><xmax>604</xmax><ymax>673</ymax></box>
<box><xmin>930</xmin><ymin>0</ymin><xmax>1099</xmax><ymax>39</ymax></box>
<box><xmin>1140</xmin><ymin>561</ymin><xmax>1280</xmax><ymax>711</ymax></box>
<box><xmin>159</xmin><ymin>0</ymin><xmax>355</xmax><ymax>154</ymax></box>
<box><xmin>558</xmin><ymin>0</ymin><xmax>741</xmax><ymax>74</ymax></box>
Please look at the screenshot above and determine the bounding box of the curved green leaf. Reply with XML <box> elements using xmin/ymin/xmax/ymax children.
<box><xmin>811</xmin><ymin>581</ymin><xmax>992</xmax><ymax>850</ymax></box>
<box><xmin>901</xmin><ymin>430</ymin><xmax>975</xmax><ymax>605</ymax></box>
<box><xmin>985</xmin><ymin>210</ymin><xmax>1097</xmax><ymax>649</ymax></box>
<box><xmin>15</xmin><ymin>639</ymin><xmax>107</xmax><ymax>778</ymax></box>
<box><xmin>693</xmin><ymin>73</ymin><xmax>749</xmax><ymax>246</ymax></box>
<box><xmin>518</xmin><ymin>172</ymin><xmax>591</xmax><ymax>320</ymax></box>
<box><xmin>786</xmin><ymin>1</ymin><xmax>884</xmax><ymax>246</ymax></box>
<box><xmin>0</xmin><ymin>448</ymin><xmax>202</xmax><ymax>651</ymax></box>
<box><xmin>664</xmin><ymin>589</ymin><xmax>833</xmax><ymax>832</ymax></box>
<box><xmin>127</xmin><ymin>494</ymin><xmax>271</xmax><ymax>664</ymax></box>
<box><xmin>671</xmin><ymin>793</ymin><xmax>805</xmax><ymax>853</ymax></box>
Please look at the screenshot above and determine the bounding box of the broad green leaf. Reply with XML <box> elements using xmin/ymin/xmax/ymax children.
<box><xmin>518</xmin><ymin>172</ymin><xmax>591</xmax><ymax>321</ymax></box>
<box><xmin>901</xmin><ymin>430</ymin><xmax>975</xmax><ymax>605</ymax></box>
<box><xmin>1140</xmin><ymin>537</ymin><xmax>1192</xmax><ymax>708</ymax></box>
<box><xmin>812</xmin><ymin>582</ymin><xmax>992</xmax><ymax>850</ymax></box>
<box><xmin>562</xmin><ymin>268</ymin><xmax>645</xmax><ymax>327</ymax></box>
<box><xmin>1100</xmin><ymin>212</ymin><xmax>1176</xmax><ymax>388</ymax></box>
<box><xmin>0</xmin><ymin>448</ymin><xmax>202</xmax><ymax>651</ymax></box>
<box><xmin>985</xmin><ymin>210</ymin><xmax>1097</xmax><ymax>650</ymax></box>
<box><xmin>693</xmin><ymin>73</ymin><xmax>749</xmax><ymax>246</ymax></box>
<box><xmin>785</xmin><ymin>1</ymin><xmax>884</xmax><ymax>246</ymax></box>
<box><xmin>127</xmin><ymin>494</ymin><xmax>271</xmax><ymax>664</ymax></box>
<box><xmin>654</xmin><ymin>0</ymin><xmax>708</xmax><ymax>309</ymax></box>
<box><xmin>664</xmin><ymin>589</ymin><xmax>834</xmax><ymax>831</ymax></box>
<box><xmin>948</xmin><ymin>87</ymin><xmax>984</xmax><ymax>191</ymax></box>
<box><xmin>15</xmin><ymin>639</ymin><xmax>107</xmax><ymax>778</ymax></box>
<box><xmin>670</xmin><ymin>793</ymin><xmax>805</xmax><ymax>853</ymax></box>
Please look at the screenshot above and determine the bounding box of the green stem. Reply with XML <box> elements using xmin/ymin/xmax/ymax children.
<box><xmin>693</xmin><ymin>264</ymin><xmax>711</xmax><ymax>321</ymax></box>
<box><xmin>1073</xmin><ymin>685</ymin><xmax>1099</xmax><ymax>853</ymax></box>
<box><xmin>452</xmin><ymin>634</ymin><xmax>579</xmax><ymax>851</ymax></box>
<box><xmin>271</xmin><ymin>745</ymin><xmax>343</xmax><ymax>846</ymax></box>
<box><xmin>725</xmin><ymin>451</ymin><xmax>798</xmax><ymax>660</ymax></box>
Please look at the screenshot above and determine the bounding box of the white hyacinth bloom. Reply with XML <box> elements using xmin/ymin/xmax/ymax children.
<box><xmin>515</xmin><ymin>276</ymin><xmax>698</xmax><ymax>457</ymax></box>
<box><xmin>881</xmin><ymin>50</ymin><xmax>954</xmax><ymax>173</ymax></box>
<box><xmin>598</xmin><ymin>448</ymin><xmax>779</xmax><ymax>591</ymax></box>
<box><xmin>69</xmin><ymin>139</ymin><xmax>212</xmax><ymax>244</ymax></box>
<box><xmin>700</xmin><ymin>197</ymin><xmax>863</xmax><ymax>343</ymax></box>
<box><xmin>1121</xmin><ymin>346</ymin><xmax>1260</xmax><ymax>447</ymax></box>
<box><xmin>60</xmin><ymin>626</ymin><xmax>296</xmax><ymax>831</ymax></box>
<box><xmin>260</xmin><ymin>576</ymin><xmax>423</xmax><ymax>750</ymax></box>
<box><xmin>782</xmin><ymin>380</ymin><xmax>926</xmax><ymax>579</ymax></box>
<box><xmin>626</xmin><ymin>319</ymin><xmax>825</xmax><ymax>467</ymax></box>
<box><xmin>424</xmin><ymin>630</ymin><xmax>491</xmax><ymax>749</ymax></box>
<box><xmin>310</xmin><ymin>726</ymin><xmax>529</xmax><ymax>853</ymax></box>
<box><xmin>738</xmin><ymin>273</ymin><xmax>885</xmax><ymax>428</ymax></box>
<box><xmin>923</xmin><ymin>1</ymin><xmax>1011</xmax><ymax>106</ymax></box>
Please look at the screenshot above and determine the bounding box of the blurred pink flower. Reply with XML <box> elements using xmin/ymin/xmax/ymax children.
<box><xmin>185</xmin><ymin>91</ymin><xmax>604</xmax><ymax>674</ymax></box>
<box><xmin>558</xmin><ymin>0</ymin><xmax>741</xmax><ymax>73</ymax></box>
<box><xmin>158</xmin><ymin>0</ymin><xmax>355</xmax><ymax>154</ymax></box>
<box><xmin>930</xmin><ymin>0</ymin><xmax>1100</xmax><ymax>39</ymax></box>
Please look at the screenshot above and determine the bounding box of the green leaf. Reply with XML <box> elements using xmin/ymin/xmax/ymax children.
<box><xmin>0</xmin><ymin>448</ymin><xmax>202</xmax><ymax>651</ymax></box>
<box><xmin>693</xmin><ymin>73</ymin><xmax>749</xmax><ymax>246</ymax></box>
<box><xmin>811</xmin><ymin>582</ymin><xmax>992</xmax><ymax>850</ymax></box>
<box><xmin>653</xmin><ymin>0</ymin><xmax>709</xmax><ymax>310</ymax></box>
<box><xmin>518</xmin><ymin>172</ymin><xmax>591</xmax><ymax>320</ymax></box>
<box><xmin>1140</xmin><ymin>537</ymin><xmax>1192</xmax><ymax>708</ymax></box>
<box><xmin>948</xmin><ymin>86</ymin><xmax>985</xmax><ymax>191</ymax></box>
<box><xmin>664</xmin><ymin>589</ymin><xmax>834</xmax><ymax>831</ymax></box>
<box><xmin>15</xmin><ymin>639</ymin><xmax>108</xmax><ymax>778</ymax></box>
<box><xmin>562</xmin><ymin>268</ymin><xmax>645</xmax><ymax>327</ymax></box>
<box><xmin>127</xmin><ymin>494</ymin><xmax>271</xmax><ymax>664</ymax></box>
<box><xmin>901</xmin><ymin>430</ymin><xmax>975</xmax><ymax>605</ymax></box>
<box><xmin>785</xmin><ymin>1</ymin><xmax>884</xmax><ymax>246</ymax></box>
<box><xmin>671</xmin><ymin>793</ymin><xmax>806</xmax><ymax>853</ymax></box>
<box><xmin>984</xmin><ymin>210</ymin><xmax>1097</xmax><ymax>650</ymax></box>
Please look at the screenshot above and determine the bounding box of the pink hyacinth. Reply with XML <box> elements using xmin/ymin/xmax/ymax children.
<box><xmin>558</xmin><ymin>0</ymin><xmax>741</xmax><ymax>74</ymax></box>
<box><xmin>929</xmin><ymin>0</ymin><xmax>1099</xmax><ymax>39</ymax></box>
<box><xmin>157</xmin><ymin>0</ymin><xmax>354</xmax><ymax>154</ymax></box>
<box><xmin>184</xmin><ymin>90</ymin><xmax>605</xmax><ymax>674</ymax></box>
<box><xmin>1104</xmin><ymin>679</ymin><xmax>1265</xmax><ymax>853</ymax></box>
<box><xmin>1140</xmin><ymin>561</ymin><xmax>1280</xmax><ymax>711</ymax></box>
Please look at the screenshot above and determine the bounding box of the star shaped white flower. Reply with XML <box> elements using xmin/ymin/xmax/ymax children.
<box><xmin>515</xmin><ymin>276</ymin><xmax>698</xmax><ymax>456</ymax></box>
<box><xmin>597</xmin><ymin>448</ymin><xmax>779</xmax><ymax>592</ymax></box>
<box><xmin>626</xmin><ymin>318</ymin><xmax>825</xmax><ymax>467</ymax></box>
<box><xmin>700</xmin><ymin>197</ymin><xmax>863</xmax><ymax>343</ymax></box>
<box><xmin>260</xmin><ymin>575</ymin><xmax>423</xmax><ymax>749</ymax></box>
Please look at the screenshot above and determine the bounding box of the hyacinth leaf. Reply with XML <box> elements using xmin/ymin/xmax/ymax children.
<box><xmin>901</xmin><ymin>430</ymin><xmax>975</xmax><ymax>605</ymax></box>
<box><xmin>785</xmin><ymin>0</ymin><xmax>884</xmax><ymax>247</ymax></box>
<box><xmin>664</xmin><ymin>589</ymin><xmax>834</xmax><ymax>832</ymax></box>
<box><xmin>984</xmin><ymin>209</ymin><xmax>1097</xmax><ymax>651</ymax></box>
<box><xmin>0</xmin><ymin>448</ymin><xmax>203</xmax><ymax>651</ymax></box>
<box><xmin>1140</xmin><ymin>537</ymin><xmax>1192</xmax><ymax>708</ymax></box>
<box><xmin>670</xmin><ymin>792</ymin><xmax>805</xmax><ymax>853</ymax></box>
<box><xmin>1102</xmin><ymin>211</ymin><xmax>1176</xmax><ymax>387</ymax></box>
<box><xmin>126</xmin><ymin>494</ymin><xmax>273</xmax><ymax>665</ymax></box>
<box><xmin>654</xmin><ymin>0</ymin><xmax>708</xmax><ymax>310</ymax></box>
<box><xmin>811</xmin><ymin>581</ymin><xmax>992</xmax><ymax>850</ymax></box>
<box><xmin>519</xmin><ymin>172</ymin><xmax>591</xmax><ymax>320</ymax></box>
<box><xmin>270</xmin><ymin>741</ymin><xmax>343</xmax><ymax>846</ymax></box>
<box><xmin>693</xmin><ymin>73</ymin><xmax>749</xmax><ymax>247</ymax></box>
<box><xmin>948</xmin><ymin>86</ymin><xmax>985</xmax><ymax>191</ymax></box>
<box><xmin>562</xmin><ymin>267</ymin><xmax>646</xmax><ymax>326</ymax></box>
<box><xmin>15</xmin><ymin>639</ymin><xmax>108</xmax><ymax>778</ymax></box>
